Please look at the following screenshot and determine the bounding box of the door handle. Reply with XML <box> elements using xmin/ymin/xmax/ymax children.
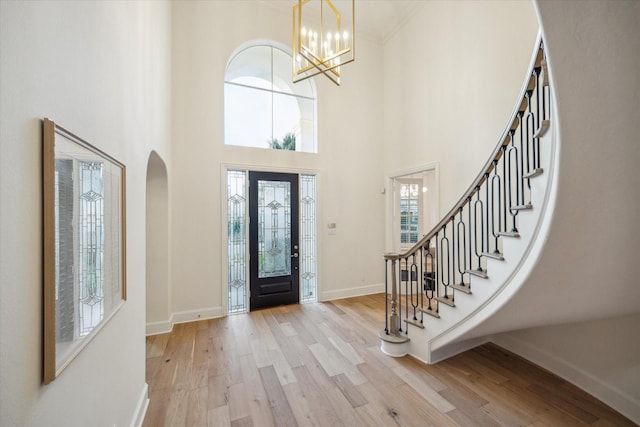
<box><xmin>291</xmin><ymin>253</ymin><xmax>299</xmax><ymax>258</ymax></box>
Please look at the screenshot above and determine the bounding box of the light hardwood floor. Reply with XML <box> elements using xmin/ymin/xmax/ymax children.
<box><xmin>143</xmin><ymin>294</ymin><xmax>635</xmax><ymax>426</ymax></box>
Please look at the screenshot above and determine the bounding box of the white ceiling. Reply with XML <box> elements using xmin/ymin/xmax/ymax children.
<box><xmin>258</xmin><ymin>0</ymin><xmax>423</xmax><ymax>44</ymax></box>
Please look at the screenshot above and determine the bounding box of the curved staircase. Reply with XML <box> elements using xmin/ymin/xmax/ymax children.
<box><xmin>380</xmin><ymin>33</ymin><xmax>558</xmax><ymax>364</ymax></box>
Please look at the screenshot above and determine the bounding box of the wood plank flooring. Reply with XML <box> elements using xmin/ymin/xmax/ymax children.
<box><xmin>143</xmin><ymin>294</ymin><xmax>635</xmax><ymax>427</ymax></box>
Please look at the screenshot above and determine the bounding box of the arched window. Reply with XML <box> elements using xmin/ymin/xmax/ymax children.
<box><xmin>224</xmin><ymin>42</ymin><xmax>317</xmax><ymax>153</ymax></box>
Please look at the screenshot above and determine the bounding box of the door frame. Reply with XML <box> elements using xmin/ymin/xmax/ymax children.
<box><xmin>385</xmin><ymin>162</ymin><xmax>440</xmax><ymax>254</ymax></box>
<box><xmin>220</xmin><ymin>163</ymin><xmax>321</xmax><ymax>315</ymax></box>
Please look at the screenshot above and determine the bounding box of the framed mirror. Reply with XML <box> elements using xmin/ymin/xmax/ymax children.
<box><xmin>43</xmin><ymin>118</ymin><xmax>126</xmax><ymax>384</ymax></box>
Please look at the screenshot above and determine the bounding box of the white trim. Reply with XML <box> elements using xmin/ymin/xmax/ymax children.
<box><xmin>129</xmin><ymin>383</ymin><xmax>149</xmax><ymax>427</ymax></box>
<box><xmin>171</xmin><ymin>306</ymin><xmax>224</xmax><ymax>325</ymax></box>
<box><xmin>385</xmin><ymin>162</ymin><xmax>440</xmax><ymax>254</ymax></box>
<box><xmin>145</xmin><ymin>320</ymin><xmax>173</xmax><ymax>336</ymax></box>
<box><xmin>492</xmin><ymin>334</ymin><xmax>640</xmax><ymax>425</ymax></box>
<box><xmin>320</xmin><ymin>283</ymin><xmax>384</xmax><ymax>302</ymax></box>
<box><xmin>145</xmin><ymin>306</ymin><xmax>224</xmax><ymax>336</ymax></box>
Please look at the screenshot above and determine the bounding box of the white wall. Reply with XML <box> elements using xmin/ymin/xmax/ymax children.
<box><xmin>382</xmin><ymin>0</ymin><xmax>539</xmax><ymax>219</ymax></box>
<box><xmin>0</xmin><ymin>1</ymin><xmax>171</xmax><ymax>425</ymax></box>
<box><xmin>169</xmin><ymin>0</ymin><xmax>385</xmax><ymax>318</ymax></box>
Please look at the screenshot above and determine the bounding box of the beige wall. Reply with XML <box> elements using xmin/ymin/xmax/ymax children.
<box><xmin>0</xmin><ymin>1</ymin><xmax>171</xmax><ymax>425</ymax></box>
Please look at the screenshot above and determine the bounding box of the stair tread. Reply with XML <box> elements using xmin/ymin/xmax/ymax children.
<box><xmin>450</xmin><ymin>283</ymin><xmax>472</xmax><ymax>294</ymax></box>
<box><xmin>511</xmin><ymin>203</ymin><xmax>533</xmax><ymax>211</ymax></box>
<box><xmin>497</xmin><ymin>231</ymin><xmax>520</xmax><ymax>238</ymax></box>
<box><xmin>466</xmin><ymin>269</ymin><xmax>489</xmax><ymax>279</ymax></box>
<box><xmin>524</xmin><ymin>168</ymin><xmax>544</xmax><ymax>179</ymax></box>
<box><xmin>534</xmin><ymin>119</ymin><xmax>550</xmax><ymax>138</ymax></box>
<box><xmin>435</xmin><ymin>295</ymin><xmax>455</xmax><ymax>307</ymax></box>
<box><xmin>420</xmin><ymin>307</ymin><xmax>440</xmax><ymax>318</ymax></box>
<box><xmin>404</xmin><ymin>319</ymin><xmax>425</xmax><ymax>329</ymax></box>
<box><xmin>482</xmin><ymin>251</ymin><xmax>505</xmax><ymax>261</ymax></box>
<box><xmin>541</xmin><ymin>59</ymin><xmax>550</xmax><ymax>87</ymax></box>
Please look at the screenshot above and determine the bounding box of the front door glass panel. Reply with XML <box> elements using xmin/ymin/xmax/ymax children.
<box><xmin>257</xmin><ymin>180</ymin><xmax>291</xmax><ymax>278</ymax></box>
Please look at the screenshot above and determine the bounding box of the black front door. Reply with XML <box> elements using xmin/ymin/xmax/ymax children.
<box><xmin>249</xmin><ymin>171</ymin><xmax>299</xmax><ymax>310</ymax></box>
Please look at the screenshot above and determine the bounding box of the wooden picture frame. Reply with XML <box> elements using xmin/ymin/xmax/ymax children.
<box><xmin>43</xmin><ymin>118</ymin><xmax>127</xmax><ymax>384</ymax></box>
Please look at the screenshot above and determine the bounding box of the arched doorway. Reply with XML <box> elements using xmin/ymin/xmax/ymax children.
<box><xmin>145</xmin><ymin>151</ymin><xmax>169</xmax><ymax>333</ymax></box>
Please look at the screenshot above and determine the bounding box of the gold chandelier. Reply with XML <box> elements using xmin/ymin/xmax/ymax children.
<box><xmin>292</xmin><ymin>0</ymin><xmax>355</xmax><ymax>86</ymax></box>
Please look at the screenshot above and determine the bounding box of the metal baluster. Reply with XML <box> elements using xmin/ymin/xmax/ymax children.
<box><xmin>484</xmin><ymin>173</ymin><xmax>490</xmax><ymax>252</ymax></box>
<box><xmin>410</xmin><ymin>253</ymin><xmax>419</xmax><ymax>322</ymax></box>
<box><xmin>501</xmin><ymin>146</ymin><xmax>508</xmax><ymax>232</ymax></box>
<box><xmin>456</xmin><ymin>207</ymin><xmax>467</xmax><ymax>288</ymax></box>
<box><xmin>534</xmin><ymin>67</ymin><xmax>541</xmax><ymax>169</ymax></box>
<box><xmin>440</xmin><ymin>224</ymin><xmax>451</xmax><ymax>299</ymax></box>
<box><xmin>507</xmin><ymin>133</ymin><xmax>519</xmax><ymax>233</ymax></box>
<box><xmin>419</xmin><ymin>246</ymin><xmax>424</xmax><ymax>324</ymax></box>
<box><xmin>402</xmin><ymin>256</ymin><xmax>408</xmax><ymax>333</ymax></box>
<box><xmin>451</xmin><ymin>215</ymin><xmax>457</xmax><ymax>286</ymax></box>
<box><xmin>474</xmin><ymin>189</ymin><xmax>484</xmax><ymax>270</ymax></box>
<box><xmin>424</xmin><ymin>240</ymin><xmax>436</xmax><ymax>313</ymax></box>
<box><xmin>467</xmin><ymin>196</ymin><xmax>473</xmax><ymax>270</ymax></box>
<box><xmin>518</xmin><ymin>111</ymin><xmax>527</xmax><ymax>201</ymax></box>
<box><xmin>491</xmin><ymin>160</ymin><xmax>502</xmax><ymax>251</ymax></box>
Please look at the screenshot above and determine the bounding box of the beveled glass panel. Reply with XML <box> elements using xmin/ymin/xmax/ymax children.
<box><xmin>300</xmin><ymin>175</ymin><xmax>317</xmax><ymax>303</ymax></box>
<box><xmin>258</xmin><ymin>180</ymin><xmax>291</xmax><ymax>278</ymax></box>
<box><xmin>227</xmin><ymin>170</ymin><xmax>247</xmax><ymax>313</ymax></box>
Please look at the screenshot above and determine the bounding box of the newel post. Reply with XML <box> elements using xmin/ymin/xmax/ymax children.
<box><xmin>380</xmin><ymin>253</ymin><xmax>409</xmax><ymax>357</ymax></box>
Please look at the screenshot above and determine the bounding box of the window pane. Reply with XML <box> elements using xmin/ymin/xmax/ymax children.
<box><xmin>273</xmin><ymin>92</ymin><xmax>301</xmax><ymax>149</ymax></box>
<box><xmin>297</xmin><ymin>96</ymin><xmax>315</xmax><ymax>153</ymax></box>
<box><xmin>226</xmin><ymin>46</ymin><xmax>272</xmax><ymax>90</ymax></box>
<box><xmin>225</xmin><ymin>83</ymin><xmax>272</xmax><ymax>148</ymax></box>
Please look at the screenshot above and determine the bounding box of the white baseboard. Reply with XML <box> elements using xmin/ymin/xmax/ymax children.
<box><xmin>320</xmin><ymin>283</ymin><xmax>384</xmax><ymax>301</ymax></box>
<box><xmin>130</xmin><ymin>383</ymin><xmax>149</xmax><ymax>427</ymax></box>
<box><xmin>146</xmin><ymin>306</ymin><xmax>224</xmax><ymax>336</ymax></box>
<box><xmin>145</xmin><ymin>320</ymin><xmax>173</xmax><ymax>336</ymax></box>
<box><xmin>171</xmin><ymin>306</ymin><xmax>223</xmax><ymax>324</ymax></box>
<box><xmin>491</xmin><ymin>334</ymin><xmax>640</xmax><ymax>424</ymax></box>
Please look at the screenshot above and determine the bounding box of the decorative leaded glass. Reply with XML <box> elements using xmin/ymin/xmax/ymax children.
<box><xmin>257</xmin><ymin>180</ymin><xmax>291</xmax><ymax>278</ymax></box>
<box><xmin>227</xmin><ymin>170</ymin><xmax>247</xmax><ymax>313</ymax></box>
<box><xmin>300</xmin><ymin>175</ymin><xmax>317</xmax><ymax>303</ymax></box>
<box><xmin>78</xmin><ymin>161</ymin><xmax>105</xmax><ymax>337</ymax></box>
